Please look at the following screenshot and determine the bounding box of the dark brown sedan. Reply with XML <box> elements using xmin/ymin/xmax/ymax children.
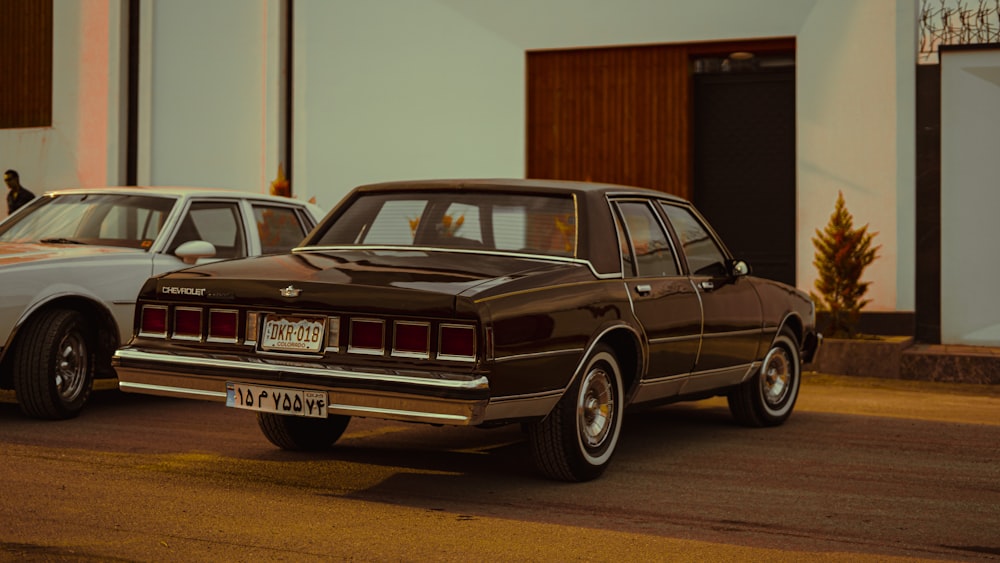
<box><xmin>113</xmin><ymin>179</ymin><xmax>820</xmax><ymax>482</ymax></box>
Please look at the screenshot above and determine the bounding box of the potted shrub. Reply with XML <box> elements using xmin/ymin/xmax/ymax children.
<box><xmin>809</xmin><ymin>192</ymin><xmax>910</xmax><ymax>377</ymax></box>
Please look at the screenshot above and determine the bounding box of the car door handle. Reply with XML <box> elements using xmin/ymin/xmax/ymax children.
<box><xmin>699</xmin><ymin>280</ymin><xmax>715</xmax><ymax>291</ymax></box>
<box><xmin>635</xmin><ymin>284</ymin><xmax>652</xmax><ymax>296</ymax></box>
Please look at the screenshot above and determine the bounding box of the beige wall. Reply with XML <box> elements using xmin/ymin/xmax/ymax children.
<box><xmin>940</xmin><ymin>47</ymin><xmax>1000</xmax><ymax>345</ymax></box>
<box><xmin>797</xmin><ymin>0</ymin><xmax>916</xmax><ymax>311</ymax></box>
<box><xmin>1</xmin><ymin>0</ymin><xmax>918</xmax><ymax>315</ymax></box>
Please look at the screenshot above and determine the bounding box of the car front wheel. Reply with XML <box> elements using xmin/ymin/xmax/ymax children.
<box><xmin>728</xmin><ymin>329</ymin><xmax>801</xmax><ymax>427</ymax></box>
<box><xmin>12</xmin><ymin>309</ymin><xmax>95</xmax><ymax>420</ymax></box>
<box><xmin>257</xmin><ymin>412</ymin><xmax>351</xmax><ymax>451</ymax></box>
<box><xmin>528</xmin><ymin>343</ymin><xmax>624</xmax><ymax>482</ymax></box>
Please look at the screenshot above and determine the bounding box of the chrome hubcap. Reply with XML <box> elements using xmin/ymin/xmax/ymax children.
<box><xmin>762</xmin><ymin>347</ymin><xmax>791</xmax><ymax>407</ymax></box>
<box><xmin>54</xmin><ymin>332</ymin><xmax>87</xmax><ymax>402</ymax></box>
<box><xmin>578</xmin><ymin>367</ymin><xmax>613</xmax><ymax>448</ymax></box>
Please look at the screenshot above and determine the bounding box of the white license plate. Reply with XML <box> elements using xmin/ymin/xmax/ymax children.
<box><xmin>260</xmin><ymin>315</ymin><xmax>325</xmax><ymax>353</ymax></box>
<box><xmin>226</xmin><ymin>382</ymin><xmax>328</xmax><ymax>418</ymax></box>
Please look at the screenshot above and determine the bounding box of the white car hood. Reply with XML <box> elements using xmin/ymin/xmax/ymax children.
<box><xmin>0</xmin><ymin>242</ymin><xmax>145</xmax><ymax>267</ymax></box>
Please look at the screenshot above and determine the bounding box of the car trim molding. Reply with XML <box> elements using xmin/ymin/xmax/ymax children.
<box><xmin>631</xmin><ymin>362</ymin><xmax>760</xmax><ymax>404</ymax></box>
<box><xmin>700</xmin><ymin>328</ymin><xmax>765</xmax><ymax>339</ymax></box>
<box><xmin>484</xmin><ymin>389</ymin><xmax>563</xmax><ymax>420</ymax></box>
<box><xmin>114</xmin><ymin>348</ymin><xmax>488</xmax><ymax>391</ymax></box>
<box><xmin>292</xmin><ymin>245</ymin><xmax>622</xmax><ymax>280</ymax></box>
<box><xmin>491</xmin><ymin>347</ymin><xmax>585</xmax><ymax>363</ymax></box>
<box><xmin>648</xmin><ymin>333</ymin><xmax>701</xmax><ymax>345</ymax></box>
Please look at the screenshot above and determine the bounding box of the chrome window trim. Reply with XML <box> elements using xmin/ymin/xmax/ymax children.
<box><xmin>609</xmin><ymin>197</ymin><xmax>684</xmax><ymax>278</ymax></box>
<box><xmin>291</xmin><ymin>245</ymin><xmax>621</xmax><ymax>280</ymax></box>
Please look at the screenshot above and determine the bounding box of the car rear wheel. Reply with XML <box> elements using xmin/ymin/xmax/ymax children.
<box><xmin>257</xmin><ymin>412</ymin><xmax>351</xmax><ymax>451</ymax></box>
<box><xmin>528</xmin><ymin>343</ymin><xmax>624</xmax><ymax>482</ymax></box>
<box><xmin>728</xmin><ymin>328</ymin><xmax>801</xmax><ymax>427</ymax></box>
<box><xmin>12</xmin><ymin>309</ymin><xmax>95</xmax><ymax>420</ymax></box>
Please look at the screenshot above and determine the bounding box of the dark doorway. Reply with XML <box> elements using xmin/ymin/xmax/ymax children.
<box><xmin>692</xmin><ymin>60</ymin><xmax>796</xmax><ymax>286</ymax></box>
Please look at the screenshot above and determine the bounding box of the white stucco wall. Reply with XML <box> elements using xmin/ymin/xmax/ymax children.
<box><xmin>138</xmin><ymin>0</ymin><xmax>285</xmax><ymax>193</ymax></box>
<box><xmin>0</xmin><ymin>0</ymin><xmax>126</xmax><ymax>216</ymax></box>
<box><xmin>797</xmin><ymin>0</ymin><xmax>915</xmax><ymax>311</ymax></box>
<box><xmin>1</xmin><ymin>0</ymin><xmax>917</xmax><ymax>314</ymax></box>
<box><xmin>290</xmin><ymin>0</ymin><xmax>525</xmax><ymax>209</ymax></box>
<box><xmin>940</xmin><ymin>48</ymin><xmax>1000</xmax><ymax>345</ymax></box>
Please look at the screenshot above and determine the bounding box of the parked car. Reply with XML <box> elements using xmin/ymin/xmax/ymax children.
<box><xmin>113</xmin><ymin>179</ymin><xmax>820</xmax><ymax>481</ymax></box>
<box><xmin>0</xmin><ymin>186</ymin><xmax>323</xmax><ymax>420</ymax></box>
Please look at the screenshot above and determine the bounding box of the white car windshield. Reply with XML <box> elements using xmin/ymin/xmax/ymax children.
<box><xmin>0</xmin><ymin>193</ymin><xmax>176</xmax><ymax>250</ymax></box>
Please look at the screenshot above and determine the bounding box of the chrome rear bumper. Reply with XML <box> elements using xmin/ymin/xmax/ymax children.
<box><xmin>113</xmin><ymin>347</ymin><xmax>490</xmax><ymax>426</ymax></box>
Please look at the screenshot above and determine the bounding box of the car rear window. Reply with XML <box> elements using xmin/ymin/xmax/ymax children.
<box><xmin>314</xmin><ymin>191</ymin><xmax>577</xmax><ymax>256</ymax></box>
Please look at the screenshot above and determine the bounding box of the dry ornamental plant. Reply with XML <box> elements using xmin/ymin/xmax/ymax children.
<box><xmin>811</xmin><ymin>192</ymin><xmax>881</xmax><ymax>338</ymax></box>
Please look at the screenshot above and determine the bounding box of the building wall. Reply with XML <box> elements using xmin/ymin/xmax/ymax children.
<box><xmin>291</xmin><ymin>0</ymin><xmax>525</xmax><ymax>209</ymax></box>
<box><xmin>797</xmin><ymin>0</ymin><xmax>915</xmax><ymax>312</ymax></box>
<box><xmin>138</xmin><ymin>0</ymin><xmax>284</xmax><ymax>192</ymax></box>
<box><xmin>0</xmin><ymin>0</ymin><xmax>126</xmax><ymax>198</ymax></box>
<box><xmin>0</xmin><ymin>0</ymin><xmax>917</xmax><ymax>315</ymax></box>
<box><xmin>940</xmin><ymin>47</ymin><xmax>1000</xmax><ymax>345</ymax></box>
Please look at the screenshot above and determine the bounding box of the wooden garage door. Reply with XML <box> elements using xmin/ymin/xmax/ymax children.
<box><xmin>526</xmin><ymin>39</ymin><xmax>796</xmax><ymax>284</ymax></box>
<box><xmin>526</xmin><ymin>44</ymin><xmax>692</xmax><ymax>199</ymax></box>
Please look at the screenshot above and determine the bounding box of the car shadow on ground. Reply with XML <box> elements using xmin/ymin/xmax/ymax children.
<box><xmin>0</xmin><ymin>384</ymin><xmax>801</xmax><ymax>492</ymax></box>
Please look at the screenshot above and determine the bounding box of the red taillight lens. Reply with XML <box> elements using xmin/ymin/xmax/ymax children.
<box><xmin>349</xmin><ymin>319</ymin><xmax>384</xmax><ymax>354</ymax></box>
<box><xmin>173</xmin><ymin>307</ymin><xmax>202</xmax><ymax>340</ymax></box>
<box><xmin>208</xmin><ymin>309</ymin><xmax>238</xmax><ymax>342</ymax></box>
<box><xmin>139</xmin><ymin>306</ymin><xmax>167</xmax><ymax>337</ymax></box>
<box><xmin>439</xmin><ymin>324</ymin><xmax>475</xmax><ymax>360</ymax></box>
<box><xmin>393</xmin><ymin>321</ymin><xmax>430</xmax><ymax>357</ymax></box>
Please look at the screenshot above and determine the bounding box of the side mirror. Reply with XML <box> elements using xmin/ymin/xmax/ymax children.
<box><xmin>174</xmin><ymin>240</ymin><xmax>217</xmax><ymax>265</ymax></box>
<box><xmin>729</xmin><ymin>259</ymin><xmax>750</xmax><ymax>278</ymax></box>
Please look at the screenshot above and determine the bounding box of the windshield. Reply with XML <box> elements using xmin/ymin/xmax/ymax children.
<box><xmin>0</xmin><ymin>193</ymin><xmax>177</xmax><ymax>250</ymax></box>
<box><xmin>313</xmin><ymin>191</ymin><xmax>578</xmax><ymax>257</ymax></box>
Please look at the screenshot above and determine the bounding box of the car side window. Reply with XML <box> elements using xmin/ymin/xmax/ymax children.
<box><xmin>253</xmin><ymin>205</ymin><xmax>310</xmax><ymax>254</ymax></box>
<box><xmin>169</xmin><ymin>202</ymin><xmax>246</xmax><ymax>259</ymax></box>
<box><xmin>615</xmin><ymin>201</ymin><xmax>679</xmax><ymax>278</ymax></box>
<box><xmin>660</xmin><ymin>203</ymin><xmax>727</xmax><ymax>276</ymax></box>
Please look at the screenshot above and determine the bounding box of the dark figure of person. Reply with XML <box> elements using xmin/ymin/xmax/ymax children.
<box><xmin>5</xmin><ymin>169</ymin><xmax>35</xmax><ymax>215</ymax></box>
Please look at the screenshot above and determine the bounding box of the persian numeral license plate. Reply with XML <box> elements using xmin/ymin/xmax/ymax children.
<box><xmin>259</xmin><ymin>314</ymin><xmax>325</xmax><ymax>353</ymax></box>
<box><xmin>226</xmin><ymin>382</ymin><xmax>328</xmax><ymax>418</ymax></box>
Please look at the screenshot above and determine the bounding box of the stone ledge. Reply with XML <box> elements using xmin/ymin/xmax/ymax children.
<box><xmin>809</xmin><ymin>336</ymin><xmax>913</xmax><ymax>379</ymax></box>
<box><xmin>809</xmin><ymin>337</ymin><xmax>1000</xmax><ymax>385</ymax></box>
<box><xmin>899</xmin><ymin>344</ymin><xmax>1000</xmax><ymax>385</ymax></box>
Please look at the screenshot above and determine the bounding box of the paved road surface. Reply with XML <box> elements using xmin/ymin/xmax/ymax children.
<box><xmin>1</xmin><ymin>373</ymin><xmax>998</xmax><ymax>562</ymax></box>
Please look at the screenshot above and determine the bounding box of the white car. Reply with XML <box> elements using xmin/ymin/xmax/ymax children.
<box><xmin>0</xmin><ymin>186</ymin><xmax>324</xmax><ymax>419</ymax></box>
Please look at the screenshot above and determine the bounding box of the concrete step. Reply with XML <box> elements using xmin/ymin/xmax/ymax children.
<box><xmin>900</xmin><ymin>343</ymin><xmax>1000</xmax><ymax>385</ymax></box>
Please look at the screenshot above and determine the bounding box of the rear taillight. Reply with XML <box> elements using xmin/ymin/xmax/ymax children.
<box><xmin>439</xmin><ymin>324</ymin><xmax>475</xmax><ymax>361</ymax></box>
<box><xmin>349</xmin><ymin>318</ymin><xmax>384</xmax><ymax>355</ymax></box>
<box><xmin>173</xmin><ymin>307</ymin><xmax>202</xmax><ymax>340</ymax></box>
<box><xmin>139</xmin><ymin>305</ymin><xmax>168</xmax><ymax>337</ymax></box>
<box><xmin>393</xmin><ymin>321</ymin><xmax>430</xmax><ymax>358</ymax></box>
<box><xmin>208</xmin><ymin>309</ymin><xmax>239</xmax><ymax>343</ymax></box>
